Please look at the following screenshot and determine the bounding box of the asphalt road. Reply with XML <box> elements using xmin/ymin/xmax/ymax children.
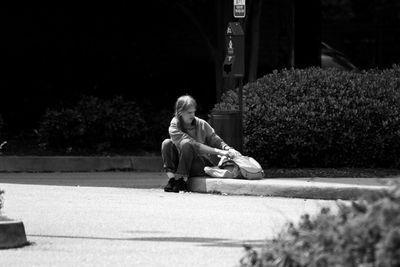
<box><xmin>0</xmin><ymin>176</ymin><xmax>338</xmax><ymax>267</ymax></box>
<box><xmin>0</xmin><ymin>172</ymin><xmax>167</xmax><ymax>189</ymax></box>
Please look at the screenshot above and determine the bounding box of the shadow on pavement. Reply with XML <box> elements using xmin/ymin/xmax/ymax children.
<box><xmin>28</xmin><ymin>234</ymin><xmax>266</xmax><ymax>248</ymax></box>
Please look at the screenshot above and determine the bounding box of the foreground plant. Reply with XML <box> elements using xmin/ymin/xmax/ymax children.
<box><xmin>239</xmin><ymin>182</ymin><xmax>400</xmax><ymax>267</ymax></box>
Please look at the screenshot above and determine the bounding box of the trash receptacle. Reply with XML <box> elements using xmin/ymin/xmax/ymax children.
<box><xmin>209</xmin><ymin>110</ymin><xmax>243</xmax><ymax>153</ymax></box>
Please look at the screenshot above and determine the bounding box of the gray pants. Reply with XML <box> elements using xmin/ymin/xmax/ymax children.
<box><xmin>161</xmin><ymin>139</ymin><xmax>214</xmax><ymax>177</ymax></box>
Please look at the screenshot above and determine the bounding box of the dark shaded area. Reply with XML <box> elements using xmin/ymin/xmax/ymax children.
<box><xmin>1</xmin><ymin>3</ymin><xmax>215</xmax><ymax>136</ymax></box>
<box><xmin>322</xmin><ymin>0</ymin><xmax>400</xmax><ymax>69</ymax></box>
<box><xmin>294</xmin><ymin>0</ymin><xmax>321</xmax><ymax>68</ymax></box>
<box><xmin>1</xmin><ymin>0</ymin><xmax>400</xmax><ymax>148</ymax></box>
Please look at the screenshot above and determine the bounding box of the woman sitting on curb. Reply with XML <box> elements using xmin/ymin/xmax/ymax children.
<box><xmin>161</xmin><ymin>95</ymin><xmax>241</xmax><ymax>193</ymax></box>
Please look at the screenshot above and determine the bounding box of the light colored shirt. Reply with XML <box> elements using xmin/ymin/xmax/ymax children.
<box><xmin>168</xmin><ymin>116</ymin><xmax>229</xmax><ymax>155</ymax></box>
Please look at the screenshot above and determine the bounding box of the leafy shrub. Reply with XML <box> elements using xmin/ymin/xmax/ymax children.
<box><xmin>141</xmin><ymin>106</ymin><xmax>173</xmax><ymax>151</ymax></box>
<box><xmin>239</xmin><ymin>182</ymin><xmax>400</xmax><ymax>267</ymax></box>
<box><xmin>214</xmin><ymin>66</ymin><xmax>400</xmax><ymax>168</ymax></box>
<box><xmin>37</xmin><ymin>96</ymin><xmax>147</xmax><ymax>154</ymax></box>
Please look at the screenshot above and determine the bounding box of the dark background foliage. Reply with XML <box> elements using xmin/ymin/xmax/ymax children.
<box><xmin>0</xmin><ymin>0</ymin><xmax>400</xmax><ymax>155</ymax></box>
<box><xmin>37</xmin><ymin>96</ymin><xmax>171</xmax><ymax>155</ymax></box>
<box><xmin>0</xmin><ymin>115</ymin><xmax>3</xmax><ymax>141</ymax></box>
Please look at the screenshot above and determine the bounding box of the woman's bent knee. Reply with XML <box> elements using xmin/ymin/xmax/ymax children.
<box><xmin>161</xmin><ymin>139</ymin><xmax>173</xmax><ymax>150</ymax></box>
<box><xmin>180</xmin><ymin>140</ymin><xmax>196</xmax><ymax>154</ymax></box>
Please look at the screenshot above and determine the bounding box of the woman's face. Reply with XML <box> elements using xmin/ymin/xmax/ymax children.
<box><xmin>181</xmin><ymin>107</ymin><xmax>196</xmax><ymax>125</ymax></box>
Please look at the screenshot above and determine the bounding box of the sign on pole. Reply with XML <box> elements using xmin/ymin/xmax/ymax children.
<box><xmin>233</xmin><ymin>0</ymin><xmax>245</xmax><ymax>18</ymax></box>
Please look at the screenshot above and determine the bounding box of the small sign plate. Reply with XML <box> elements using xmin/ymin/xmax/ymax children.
<box><xmin>233</xmin><ymin>0</ymin><xmax>245</xmax><ymax>18</ymax></box>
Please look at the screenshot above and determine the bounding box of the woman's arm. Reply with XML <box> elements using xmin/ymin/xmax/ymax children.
<box><xmin>169</xmin><ymin>117</ymin><xmax>195</xmax><ymax>148</ymax></box>
<box><xmin>195</xmin><ymin>142</ymin><xmax>237</xmax><ymax>158</ymax></box>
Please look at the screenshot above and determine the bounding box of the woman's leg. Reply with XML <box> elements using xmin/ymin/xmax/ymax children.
<box><xmin>161</xmin><ymin>139</ymin><xmax>181</xmax><ymax>192</ymax></box>
<box><xmin>161</xmin><ymin>139</ymin><xmax>191</xmax><ymax>192</ymax></box>
<box><xmin>162</xmin><ymin>139</ymin><xmax>205</xmax><ymax>192</ymax></box>
<box><xmin>176</xmin><ymin>140</ymin><xmax>206</xmax><ymax>178</ymax></box>
<box><xmin>161</xmin><ymin>139</ymin><xmax>179</xmax><ymax>176</ymax></box>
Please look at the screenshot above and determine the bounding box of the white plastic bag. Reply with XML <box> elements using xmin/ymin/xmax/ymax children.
<box><xmin>204</xmin><ymin>155</ymin><xmax>264</xmax><ymax>179</ymax></box>
<box><xmin>229</xmin><ymin>155</ymin><xmax>264</xmax><ymax>179</ymax></box>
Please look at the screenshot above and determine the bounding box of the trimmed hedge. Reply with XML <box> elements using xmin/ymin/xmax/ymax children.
<box><xmin>214</xmin><ymin>66</ymin><xmax>400</xmax><ymax>168</ymax></box>
<box><xmin>239</xmin><ymin>182</ymin><xmax>400</xmax><ymax>267</ymax></box>
<box><xmin>37</xmin><ymin>96</ymin><xmax>172</xmax><ymax>154</ymax></box>
<box><xmin>139</xmin><ymin>103</ymin><xmax>173</xmax><ymax>151</ymax></box>
<box><xmin>37</xmin><ymin>96</ymin><xmax>148</xmax><ymax>154</ymax></box>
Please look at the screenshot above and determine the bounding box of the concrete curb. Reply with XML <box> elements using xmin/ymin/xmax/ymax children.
<box><xmin>0</xmin><ymin>156</ymin><xmax>163</xmax><ymax>172</ymax></box>
<box><xmin>188</xmin><ymin>177</ymin><xmax>389</xmax><ymax>200</ymax></box>
<box><xmin>0</xmin><ymin>156</ymin><xmax>393</xmax><ymax>200</ymax></box>
<box><xmin>0</xmin><ymin>220</ymin><xmax>28</xmax><ymax>249</ymax></box>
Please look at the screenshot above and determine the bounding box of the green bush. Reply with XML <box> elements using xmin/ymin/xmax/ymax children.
<box><xmin>37</xmin><ymin>96</ymin><xmax>147</xmax><ymax>154</ymax></box>
<box><xmin>214</xmin><ymin>66</ymin><xmax>400</xmax><ymax>168</ymax></box>
<box><xmin>141</xmin><ymin>107</ymin><xmax>173</xmax><ymax>151</ymax></box>
<box><xmin>239</xmin><ymin>182</ymin><xmax>400</xmax><ymax>267</ymax></box>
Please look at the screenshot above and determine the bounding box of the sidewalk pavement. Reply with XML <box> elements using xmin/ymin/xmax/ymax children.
<box><xmin>0</xmin><ymin>156</ymin><xmax>396</xmax><ymax>200</ymax></box>
<box><xmin>0</xmin><ymin>183</ymin><xmax>338</xmax><ymax>266</ymax></box>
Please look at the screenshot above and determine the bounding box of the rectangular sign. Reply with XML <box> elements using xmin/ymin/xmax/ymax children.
<box><xmin>233</xmin><ymin>0</ymin><xmax>245</xmax><ymax>18</ymax></box>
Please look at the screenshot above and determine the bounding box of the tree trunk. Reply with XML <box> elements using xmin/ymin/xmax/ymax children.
<box><xmin>215</xmin><ymin>0</ymin><xmax>234</xmax><ymax>102</ymax></box>
<box><xmin>247</xmin><ymin>0</ymin><xmax>263</xmax><ymax>82</ymax></box>
<box><xmin>214</xmin><ymin>0</ymin><xmax>224</xmax><ymax>102</ymax></box>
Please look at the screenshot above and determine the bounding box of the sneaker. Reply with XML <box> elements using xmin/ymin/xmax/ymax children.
<box><xmin>164</xmin><ymin>178</ymin><xmax>177</xmax><ymax>192</ymax></box>
<box><xmin>173</xmin><ymin>178</ymin><xmax>188</xmax><ymax>192</ymax></box>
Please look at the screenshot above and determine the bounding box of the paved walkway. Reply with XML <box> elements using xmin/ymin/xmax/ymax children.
<box><xmin>0</xmin><ymin>182</ymin><xmax>337</xmax><ymax>267</ymax></box>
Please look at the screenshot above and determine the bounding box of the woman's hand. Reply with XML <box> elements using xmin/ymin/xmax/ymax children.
<box><xmin>228</xmin><ymin>148</ymin><xmax>241</xmax><ymax>158</ymax></box>
<box><xmin>220</xmin><ymin>149</ymin><xmax>240</xmax><ymax>159</ymax></box>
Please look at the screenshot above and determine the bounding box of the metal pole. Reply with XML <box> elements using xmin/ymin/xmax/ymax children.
<box><xmin>238</xmin><ymin>17</ymin><xmax>244</xmax><ymax>153</ymax></box>
<box><xmin>238</xmin><ymin>77</ymin><xmax>243</xmax><ymax>153</ymax></box>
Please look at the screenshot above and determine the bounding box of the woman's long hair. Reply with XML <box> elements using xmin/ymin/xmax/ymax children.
<box><xmin>174</xmin><ymin>95</ymin><xmax>197</xmax><ymax>118</ymax></box>
<box><xmin>174</xmin><ymin>95</ymin><xmax>197</xmax><ymax>132</ymax></box>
